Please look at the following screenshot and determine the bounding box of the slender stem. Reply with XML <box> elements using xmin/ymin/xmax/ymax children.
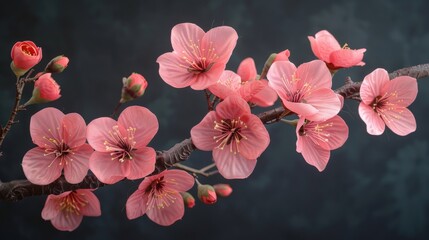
<box><xmin>200</xmin><ymin>163</ymin><xmax>216</xmax><ymax>173</ymax></box>
<box><xmin>204</xmin><ymin>90</ymin><xmax>214</xmax><ymax>111</ymax></box>
<box><xmin>174</xmin><ymin>163</ymin><xmax>209</xmax><ymax>177</ymax></box>
<box><xmin>111</xmin><ymin>102</ymin><xmax>122</xmax><ymax>117</ymax></box>
<box><xmin>0</xmin><ymin>77</ymin><xmax>27</xmax><ymax>148</ymax></box>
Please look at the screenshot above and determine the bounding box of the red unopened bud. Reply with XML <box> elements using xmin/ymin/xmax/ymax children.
<box><xmin>213</xmin><ymin>184</ymin><xmax>233</xmax><ymax>197</ymax></box>
<box><xmin>24</xmin><ymin>73</ymin><xmax>61</xmax><ymax>106</ymax></box>
<box><xmin>180</xmin><ymin>192</ymin><xmax>195</xmax><ymax>208</ymax></box>
<box><xmin>120</xmin><ymin>73</ymin><xmax>148</xmax><ymax>103</ymax></box>
<box><xmin>10</xmin><ymin>40</ymin><xmax>42</xmax><ymax>77</ymax></box>
<box><xmin>45</xmin><ymin>55</ymin><xmax>69</xmax><ymax>73</ymax></box>
<box><xmin>197</xmin><ymin>184</ymin><xmax>217</xmax><ymax>205</ymax></box>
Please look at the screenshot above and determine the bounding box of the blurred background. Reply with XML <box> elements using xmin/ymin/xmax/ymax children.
<box><xmin>1</xmin><ymin>0</ymin><xmax>429</xmax><ymax>239</ymax></box>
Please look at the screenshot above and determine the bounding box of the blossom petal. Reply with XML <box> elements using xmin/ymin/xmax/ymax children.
<box><xmin>77</xmin><ymin>190</ymin><xmax>101</xmax><ymax>217</ymax></box>
<box><xmin>383</xmin><ymin>107</ymin><xmax>416</xmax><ymax>136</ymax></box>
<box><xmin>283</xmin><ymin>101</ymin><xmax>319</xmax><ymax>117</ymax></box>
<box><xmin>383</xmin><ymin>76</ymin><xmax>418</xmax><ymax>107</ymax></box>
<box><xmin>304</xmin><ymin>88</ymin><xmax>341</xmax><ymax>121</ymax></box>
<box><xmin>157</xmin><ymin>52</ymin><xmax>196</xmax><ymax>88</ymax></box>
<box><xmin>329</xmin><ymin>48</ymin><xmax>366</xmax><ymax>68</ymax></box>
<box><xmin>22</xmin><ymin>147</ymin><xmax>62</xmax><ymax>185</ymax></box>
<box><xmin>86</xmin><ymin>117</ymin><xmax>118</xmax><ymax>152</ymax></box>
<box><xmin>216</xmin><ymin>95</ymin><xmax>250</xmax><ymax>120</ymax></box>
<box><xmin>63</xmin><ymin>144</ymin><xmax>92</xmax><ymax>184</ymax></box>
<box><xmin>146</xmin><ymin>192</ymin><xmax>184</xmax><ymax>226</ymax></box>
<box><xmin>306</xmin><ymin>116</ymin><xmax>349</xmax><ymax>150</ymax></box>
<box><xmin>297</xmin><ymin>135</ymin><xmax>331</xmax><ymax>172</ymax></box>
<box><xmin>41</xmin><ymin>194</ymin><xmax>61</xmax><ymax>220</ymax></box>
<box><xmin>238</xmin><ymin>114</ymin><xmax>270</xmax><ymax>160</ymax></box>
<box><xmin>296</xmin><ymin>60</ymin><xmax>332</xmax><ymax>90</ymax></box>
<box><xmin>62</xmin><ymin>113</ymin><xmax>87</xmax><ymax>149</ymax></box>
<box><xmin>189</xmin><ymin>62</ymin><xmax>225</xmax><ymax>90</ymax></box>
<box><xmin>126</xmin><ymin>189</ymin><xmax>148</xmax><ymax>220</ymax></box>
<box><xmin>239</xmin><ymin>80</ymin><xmax>265</xmax><ymax>102</ymax></box>
<box><xmin>191</xmin><ymin>111</ymin><xmax>219</xmax><ymax>151</ymax></box>
<box><xmin>202</xmin><ymin>26</ymin><xmax>238</xmax><ymax>64</ymax></box>
<box><xmin>170</xmin><ymin>23</ymin><xmax>205</xmax><ymax>54</ymax></box>
<box><xmin>246</xmin><ymin>80</ymin><xmax>278</xmax><ymax>107</ymax></box>
<box><xmin>358</xmin><ymin>102</ymin><xmax>386</xmax><ymax>135</ymax></box>
<box><xmin>208</xmin><ymin>70</ymin><xmax>242</xmax><ymax>99</ymax></box>
<box><xmin>308</xmin><ymin>30</ymin><xmax>341</xmax><ymax>62</ymax></box>
<box><xmin>213</xmin><ymin>149</ymin><xmax>257</xmax><ymax>179</ymax></box>
<box><xmin>89</xmin><ymin>151</ymin><xmax>124</xmax><ymax>184</ymax></box>
<box><xmin>237</xmin><ymin>57</ymin><xmax>257</xmax><ymax>81</ymax></box>
<box><xmin>118</xmin><ymin>106</ymin><xmax>159</xmax><ymax>148</ymax></box>
<box><xmin>30</xmin><ymin>107</ymin><xmax>64</xmax><ymax>148</ymax></box>
<box><xmin>127</xmin><ymin>147</ymin><xmax>156</xmax><ymax>180</ymax></box>
<box><xmin>360</xmin><ymin>68</ymin><xmax>390</xmax><ymax>105</ymax></box>
<box><xmin>51</xmin><ymin>212</ymin><xmax>83</xmax><ymax>232</ymax></box>
<box><xmin>267</xmin><ymin>61</ymin><xmax>298</xmax><ymax>101</ymax></box>
<box><xmin>163</xmin><ymin>169</ymin><xmax>195</xmax><ymax>192</ymax></box>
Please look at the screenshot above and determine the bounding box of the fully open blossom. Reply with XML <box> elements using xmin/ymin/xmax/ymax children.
<box><xmin>296</xmin><ymin>115</ymin><xmax>349</xmax><ymax>171</ymax></box>
<box><xmin>87</xmin><ymin>106</ymin><xmax>158</xmax><ymax>184</ymax></box>
<box><xmin>22</xmin><ymin>108</ymin><xmax>93</xmax><ymax>185</ymax></box>
<box><xmin>24</xmin><ymin>73</ymin><xmax>61</xmax><ymax>106</ymax></box>
<box><xmin>11</xmin><ymin>40</ymin><xmax>42</xmax><ymax>76</ymax></box>
<box><xmin>359</xmin><ymin>68</ymin><xmax>418</xmax><ymax>136</ymax></box>
<box><xmin>308</xmin><ymin>30</ymin><xmax>366</xmax><ymax>70</ymax></box>
<box><xmin>208</xmin><ymin>57</ymin><xmax>277</xmax><ymax>107</ymax></box>
<box><xmin>126</xmin><ymin>170</ymin><xmax>194</xmax><ymax>226</ymax></box>
<box><xmin>267</xmin><ymin>60</ymin><xmax>341</xmax><ymax>121</ymax></box>
<box><xmin>191</xmin><ymin>95</ymin><xmax>270</xmax><ymax>179</ymax></box>
<box><xmin>157</xmin><ymin>22</ymin><xmax>238</xmax><ymax>90</ymax></box>
<box><xmin>42</xmin><ymin>189</ymin><xmax>101</xmax><ymax>231</ymax></box>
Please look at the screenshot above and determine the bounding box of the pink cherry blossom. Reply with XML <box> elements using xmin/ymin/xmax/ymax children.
<box><xmin>267</xmin><ymin>60</ymin><xmax>341</xmax><ymax>121</ymax></box>
<box><xmin>359</xmin><ymin>68</ymin><xmax>418</xmax><ymax>136</ymax></box>
<box><xmin>157</xmin><ymin>22</ymin><xmax>238</xmax><ymax>90</ymax></box>
<box><xmin>86</xmin><ymin>106</ymin><xmax>158</xmax><ymax>184</ymax></box>
<box><xmin>308</xmin><ymin>30</ymin><xmax>366</xmax><ymax>69</ymax></box>
<box><xmin>296</xmin><ymin>115</ymin><xmax>349</xmax><ymax>171</ymax></box>
<box><xmin>126</xmin><ymin>169</ymin><xmax>194</xmax><ymax>226</ymax></box>
<box><xmin>22</xmin><ymin>108</ymin><xmax>93</xmax><ymax>185</ymax></box>
<box><xmin>41</xmin><ymin>189</ymin><xmax>101</xmax><ymax>231</ymax></box>
<box><xmin>208</xmin><ymin>58</ymin><xmax>278</xmax><ymax>107</ymax></box>
<box><xmin>191</xmin><ymin>95</ymin><xmax>270</xmax><ymax>179</ymax></box>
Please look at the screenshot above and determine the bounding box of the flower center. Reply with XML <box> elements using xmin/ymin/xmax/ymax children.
<box><xmin>103</xmin><ymin>125</ymin><xmax>137</xmax><ymax>162</ymax></box>
<box><xmin>21</xmin><ymin>44</ymin><xmax>37</xmax><ymax>56</ymax></box>
<box><xmin>42</xmin><ymin>128</ymin><xmax>74</xmax><ymax>167</ymax></box>
<box><xmin>179</xmin><ymin>39</ymin><xmax>218</xmax><ymax>74</ymax></box>
<box><xmin>145</xmin><ymin>176</ymin><xmax>178</xmax><ymax>210</ymax></box>
<box><xmin>213</xmin><ymin>118</ymin><xmax>248</xmax><ymax>154</ymax></box>
<box><xmin>59</xmin><ymin>191</ymin><xmax>88</xmax><ymax>216</ymax></box>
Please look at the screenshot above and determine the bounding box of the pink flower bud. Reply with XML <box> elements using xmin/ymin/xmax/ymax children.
<box><xmin>180</xmin><ymin>192</ymin><xmax>195</xmax><ymax>208</ymax></box>
<box><xmin>25</xmin><ymin>73</ymin><xmax>61</xmax><ymax>106</ymax></box>
<box><xmin>120</xmin><ymin>73</ymin><xmax>148</xmax><ymax>103</ymax></box>
<box><xmin>274</xmin><ymin>49</ymin><xmax>290</xmax><ymax>62</ymax></box>
<box><xmin>45</xmin><ymin>55</ymin><xmax>69</xmax><ymax>73</ymax></box>
<box><xmin>213</xmin><ymin>184</ymin><xmax>233</xmax><ymax>197</ymax></box>
<box><xmin>197</xmin><ymin>184</ymin><xmax>217</xmax><ymax>205</ymax></box>
<box><xmin>10</xmin><ymin>41</ymin><xmax>42</xmax><ymax>77</ymax></box>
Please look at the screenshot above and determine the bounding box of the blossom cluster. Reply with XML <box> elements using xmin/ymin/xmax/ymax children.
<box><xmin>8</xmin><ymin>22</ymin><xmax>418</xmax><ymax>231</ymax></box>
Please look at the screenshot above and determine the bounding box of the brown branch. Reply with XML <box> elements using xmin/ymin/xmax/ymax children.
<box><xmin>1</xmin><ymin>63</ymin><xmax>429</xmax><ymax>202</ymax></box>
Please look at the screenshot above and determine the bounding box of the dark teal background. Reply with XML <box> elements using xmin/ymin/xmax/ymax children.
<box><xmin>1</xmin><ymin>0</ymin><xmax>429</xmax><ymax>239</ymax></box>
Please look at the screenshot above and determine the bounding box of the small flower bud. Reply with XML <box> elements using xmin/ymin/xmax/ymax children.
<box><xmin>24</xmin><ymin>73</ymin><xmax>61</xmax><ymax>106</ymax></box>
<box><xmin>180</xmin><ymin>192</ymin><xmax>195</xmax><ymax>208</ymax></box>
<box><xmin>120</xmin><ymin>73</ymin><xmax>148</xmax><ymax>103</ymax></box>
<box><xmin>213</xmin><ymin>184</ymin><xmax>233</xmax><ymax>197</ymax></box>
<box><xmin>274</xmin><ymin>49</ymin><xmax>290</xmax><ymax>62</ymax></box>
<box><xmin>10</xmin><ymin>41</ymin><xmax>43</xmax><ymax>77</ymax></box>
<box><xmin>197</xmin><ymin>184</ymin><xmax>217</xmax><ymax>205</ymax></box>
<box><xmin>45</xmin><ymin>55</ymin><xmax>69</xmax><ymax>73</ymax></box>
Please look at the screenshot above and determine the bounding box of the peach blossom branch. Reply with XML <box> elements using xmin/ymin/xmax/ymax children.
<box><xmin>1</xmin><ymin>63</ymin><xmax>428</xmax><ymax>202</ymax></box>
